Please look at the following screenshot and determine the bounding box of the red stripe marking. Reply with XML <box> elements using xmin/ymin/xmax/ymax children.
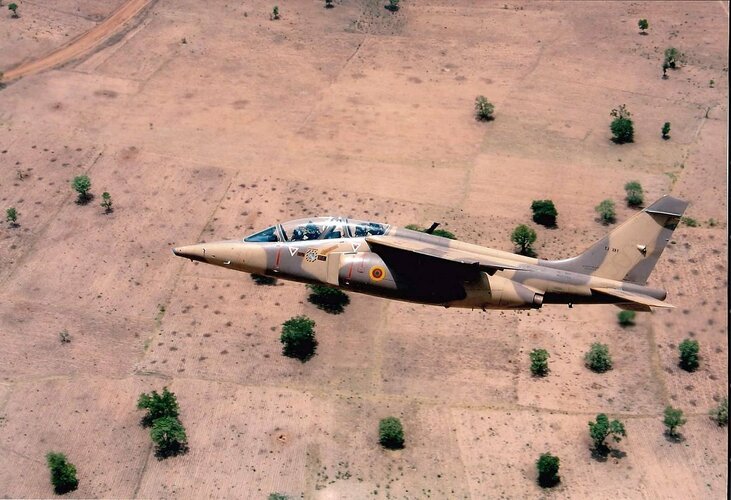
<box><xmin>275</xmin><ymin>248</ymin><xmax>281</xmax><ymax>267</ymax></box>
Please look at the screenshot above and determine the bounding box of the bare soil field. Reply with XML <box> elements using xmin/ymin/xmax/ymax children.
<box><xmin>0</xmin><ymin>1</ymin><xmax>727</xmax><ymax>498</ymax></box>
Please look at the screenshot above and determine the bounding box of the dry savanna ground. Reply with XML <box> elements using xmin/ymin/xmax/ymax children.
<box><xmin>0</xmin><ymin>1</ymin><xmax>728</xmax><ymax>498</ymax></box>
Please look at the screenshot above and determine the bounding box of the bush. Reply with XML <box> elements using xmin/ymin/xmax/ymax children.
<box><xmin>271</xmin><ymin>5</ymin><xmax>280</xmax><ymax>19</ymax></box>
<box><xmin>325</xmin><ymin>0</ymin><xmax>334</xmax><ymax>7</ymax></box>
<box><xmin>137</xmin><ymin>387</ymin><xmax>180</xmax><ymax>427</ymax></box>
<box><xmin>251</xmin><ymin>273</ymin><xmax>277</xmax><ymax>285</ymax></box>
<box><xmin>709</xmin><ymin>398</ymin><xmax>728</xmax><ymax>427</ymax></box>
<box><xmin>269</xmin><ymin>494</ymin><xmax>289</xmax><ymax>500</ymax></box>
<box><xmin>661</xmin><ymin>122</ymin><xmax>671</xmax><ymax>139</ymax></box>
<box><xmin>678</xmin><ymin>338</ymin><xmax>699</xmax><ymax>371</ymax></box>
<box><xmin>610</xmin><ymin>105</ymin><xmax>634</xmax><ymax>143</ymax></box>
<box><xmin>378</xmin><ymin>417</ymin><xmax>404</xmax><ymax>449</ymax></box>
<box><xmin>588</xmin><ymin>413</ymin><xmax>626</xmax><ymax>452</ymax></box>
<box><xmin>638</xmin><ymin>19</ymin><xmax>648</xmax><ymax>33</ymax></box>
<box><xmin>151</xmin><ymin>415</ymin><xmax>189</xmax><ymax>458</ymax></box>
<box><xmin>474</xmin><ymin>95</ymin><xmax>495</xmax><ymax>121</ymax></box>
<box><xmin>385</xmin><ymin>0</ymin><xmax>400</xmax><ymax>12</ymax></box>
<box><xmin>307</xmin><ymin>284</ymin><xmax>350</xmax><ymax>314</ymax></box>
<box><xmin>663</xmin><ymin>406</ymin><xmax>686</xmax><ymax>438</ymax></box>
<box><xmin>100</xmin><ymin>192</ymin><xmax>113</xmax><ymax>213</ymax></box>
<box><xmin>510</xmin><ymin>224</ymin><xmax>537</xmax><ymax>257</ymax></box>
<box><xmin>681</xmin><ymin>216</ymin><xmax>699</xmax><ymax>227</ymax></box>
<box><xmin>529</xmin><ymin>349</ymin><xmax>550</xmax><ymax>376</ymax></box>
<box><xmin>624</xmin><ymin>181</ymin><xmax>644</xmax><ymax>208</ymax></box>
<box><xmin>530</xmin><ymin>200</ymin><xmax>558</xmax><ymax>227</ymax></box>
<box><xmin>404</xmin><ymin>224</ymin><xmax>456</xmax><ymax>240</ymax></box>
<box><xmin>281</xmin><ymin>315</ymin><xmax>317</xmax><ymax>362</ymax></box>
<box><xmin>536</xmin><ymin>453</ymin><xmax>560</xmax><ymax>487</ymax></box>
<box><xmin>595</xmin><ymin>199</ymin><xmax>616</xmax><ymax>224</ymax></box>
<box><xmin>8</xmin><ymin>3</ymin><xmax>18</xmax><ymax>17</ymax></box>
<box><xmin>72</xmin><ymin>175</ymin><xmax>92</xmax><ymax>203</ymax></box>
<box><xmin>6</xmin><ymin>207</ymin><xmax>18</xmax><ymax>225</ymax></box>
<box><xmin>617</xmin><ymin>310</ymin><xmax>636</xmax><ymax>327</ymax></box>
<box><xmin>585</xmin><ymin>342</ymin><xmax>612</xmax><ymax>373</ymax></box>
<box><xmin>664</xmin><ymin>47</ymin><xmax>680</xmax><ymax>68</ymax></box>
<box><xmin>46</xmin><ymin>452</ymin><xmax>79</xmax><ymax>494</ymax></box>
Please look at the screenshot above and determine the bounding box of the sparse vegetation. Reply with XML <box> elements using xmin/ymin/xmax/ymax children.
<box><xmin>530</xmin><ymin>200</ymin><xmax>558</xmax><ymax>227</ymax></box>
<box><xmin>59</xmin><ymin>329</ymin><xmax>71</xmax><ymax>343</ymax></box>
<box><xmin>307</xmin><ymin>284</ymin><xmax>350</xmax><ymax>314</ymax></box>
<box><xmin>251</xmin><ymin>273</ymin><xmax>277</xmax><ymax>285</ymax></box>
<box><xmin>617</xmin><ymin>310</ymin><xmax>636</xmax><ymax>327</ymax></box>
<box><xmin>404</xmin><ymin>224</ymin><xmax>456</xmax><ymax>240</ymax></box>
<box><xmin>529</xmin><ymin>348</ymin><xmax>550</xmax><ymax>377</ymax></box>
<box><xmin>474</xmin><ymin>95</ymin><xmax>495</xmax><ymax>121</ymax></box>
<box><xmin>100</xmin><ymin>192</ymin><xmax>113</xmax><ymax>213</ymax></box>
<box><xmin>6</xmin><ymin>207</ymin><xmax>18</xmax><ymax>226</ymax></box>
<box><xmin>681</xmin><ymin>216</ymin><xmax>698</xmax><ymax>227</ymax></box>
<box><xmin>137</xmin><ymin>388</ymin><xmax>188</xmax><ymax>458</ymax></box>
<box><xmin>589</xmin><ymin>413</ymin><xmax>626</xmax><ymax>453</ymax></box>
<box><xmin>385</xmin><ymin>0</ymin><xmax>400</xmax><ymax>12</ymax></box>
<box><xmin>678</xmin><ymin>338</ymin><xmax>699</xmax><ymax>371</ymax></box>
<box><xmin>624</xmin><ymin>181</ymin><xmax>644</xmax><ymax>208</ymax></box>
<box><xmin>378</xmin><ymin>417</ymin><xmax>404</xmax><ymax>449</ymax></box>
<box><xmin>268</xmin><ymin>494</ymin><xmax>289</xmax><ymax>500</ymax></box>
<box><xmin>71</xmin><ymin>175</ymin><xmax>92</xmax><ymax>204</ymax></box>
<box><xmin>46</xmin><ymin>452</ymin><xmax>79</xmax><ymax>494</ymax></box>
<box><xmin>536</xmin><ymin>453</ymin><xmax>560</xmax><ymax>488</ymax></box>
<box><xmin>510</xmin><ymin>224</ymin><xmax>537</xmax><ymax>257</ymax></box>
<box><xmin>663</xmin><ymin>405</ymin><xmax>686</xmax><ymax>438</ymax></box>
<box><xmin>709</xmin><ymin>398</ymin><xmax>728</xmax><ymax>427</ymax></box>
<box><xmin>280</xmin><ymin>315</ymin><xmax>317</xmax><ymax>362</ymax></box>
<box><xmin>664</xmin><ymin>47</ymin><xmax>680</xmax><ymax>69</ymax></box>
<box><xmin>585</xmin><ymin>342</ymin><xmax>612</xmax><ymax>373</ymax></box>
<box><xmin>662</xmin><ymin>121</ymin><xmax>671</xmax><ymax>140</ymax></box>
<box><xmin>638</xmin><ymin>19</ymin><xmax>648</xmax><ymax>34</ymax></box>
<box><xmin>8</xmin><ymin>2</ymin><xmax>18</xmax><ymax>17</ymax></box>
<box><xmin>595</xmin><ymin>199</ymin><xmax>616</xmax><ymax>224</ymax></box>
<box><xmin>610</xmin><ymin>104</ymin><xmax>634</xmax><ymax>144</ymax></box>
<box><xmin>709</xmin><ymin>79</ymin><xmax>714</xmax><ymax>88</ymax></box>
<box><xmin>271</xmin><ymin>5</ymin><xmax>280</xmax><ymax>20</ymax></box>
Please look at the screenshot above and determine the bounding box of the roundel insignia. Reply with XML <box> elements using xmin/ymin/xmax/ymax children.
<box><xmin>369</xmin><ymin>266</ymin><xmax>386</xmax><ymax>281</ymax></box>
<box><xmin>304</xmin><ymin>249</ymin><xmax>319</xmax><ymax>263</ymax></box>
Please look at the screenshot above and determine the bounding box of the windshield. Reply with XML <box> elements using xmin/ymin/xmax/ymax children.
<box><xmin>243</xmin><ymin>226</ymin><xmax>280</xmax><ymax>242</ymax></box>
<box><xmin>244</xmin><ymin>218</ymin><xmax>389</xmax><ymax>243</ymax></box>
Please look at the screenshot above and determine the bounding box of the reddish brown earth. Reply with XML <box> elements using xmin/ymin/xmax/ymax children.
<box><xmin>0</xmin><ymin>1</ymin><xmax>727</xmax><ymax>498</ymax></box>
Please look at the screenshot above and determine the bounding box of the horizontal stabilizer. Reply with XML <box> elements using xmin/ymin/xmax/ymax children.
<box><xmin>592</xmin><ymin>287</ymin><xmax>674</xmax><ymax>309</ymax></box>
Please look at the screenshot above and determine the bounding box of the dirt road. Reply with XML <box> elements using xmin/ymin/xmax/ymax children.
<box><xmin>2</xmin><ymin>0</ymin><xmax>152</xmax><ymax>81</ymax></box>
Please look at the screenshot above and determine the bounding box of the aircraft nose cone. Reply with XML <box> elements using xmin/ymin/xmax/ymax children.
<box><xmin>171</xmin><ymin>244</ymin><xmax>207</xmax><ymax>263</ymax></box>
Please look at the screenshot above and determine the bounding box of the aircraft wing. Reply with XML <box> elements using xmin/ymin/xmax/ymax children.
<box><xmin>365</xmin><ymin>236</ymin><xmax>524</xmax><ymax>275</ymax></box>
<box><xmin>591</xmin><ymin>287</ymin><xmax>674</xmax><ymax>309</ymax></box>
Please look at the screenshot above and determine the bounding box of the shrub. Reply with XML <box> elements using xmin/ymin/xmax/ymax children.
<box><xmin>624</xmin><ymin>181</ymin><xmax>644</xmax><ymax>208</ymax></box>
<box><xmin>610</xmin><ymin>104</ymin><xmax>634</xmax><ymax>143</ymax></box>
<box><xmin>661</xmin><ymin>122</ymin><xmax>671</xmax><ymax>139</ymax></box>
<box><xmin>664</xmin><ymin>47</ymin><xmax>680</xmax><ymax>68</ymax></box>
<box><xmin>271</xmin><ymin>5</ymin><xmax>280</xmax><ymax>19</ymax></box>
<box><xmin>530</xmin><ymin>200</ymin><xmax>558</xmax><ymax>227</ymax></box>
<box><xmin>709</xmin><ymin>398</ymin><xmax>728</xmax><ymax>427</ymax></box>
<box><xmin>681</xmin><ymin>216</ymin><xmax>699</xmax><ymax>227</ymax></box>
<box><xmin>638</xmin><ymin>19</ymin><xmax>648</xmax><ymax>33</ymax></box>
<box><xmin>281</xmin><ymin>315</ymin><xmax>317</xmax><ymax>362</ymax></box>
<box><xmin>137</xmin><ymin>387</ymin><xmax>180</xmax><ymax>427</ymax></box>
<box><xmin>404</xmin><ymin>224</ymin><xmax>456</xmax><ymax>240</ymax></box>
<box><xmin>6</xmin><ymin>207</ymin><xmax>18</xmax><ymax>225</ymax></box>
<box><xmin>269</xmin><ymin>494</ymin><xmax>289</xmax><ymax>500</ymax></box>
<box><xmin>72</xmin><ymin>175</ymin><xmax>92</xmax><ymax>203</ymax></box>
<box><xmin>59</xmin><ymin>329</ymin><xmax>71</xmax><ymax>343</ymax></box>
<box><xmin>474</xmin><ymin>95</ymin><xmax>495</xmax><ymax>121</ymax></box>
<box><xmin>46</xmin><ymin>452</ymin><xmax>79</xmax><ymax>494</ymax></box>
<box><xmin>510</xmin><ymin>224</ymin><xmax>537</xmax><ymax>257</ymax></box>
<box><xmin>325</xmin><ymin>0</ymin><xmax>334</xmax><ymax>7</ymax></box>
<box><xmin>151</xmin><ymin>415</ymin><xmax>189</xmax><ymax>458</ymax></box>
<box><xmin>100</xmin><ymin>192</ymin><xmax>113</xmax><ymax>213</ymax></box>
<box><xmin>307</xmin><ymin>284</ymin><xmax>350</xmax><ymax>314</ymax></box>
<box><xmin>678</xmin><ymin>338</ymin><xmax>699</xmax><ymax>371</ymax></box>
<box><xmin>251</xmin><ymin>273</ymin><xmax>277</xmax><ymax>285</ymax></box>
<box><xmin>378</xmin><ymin>417</ymin><xmax>404</xmax><ymax>449</ymax></box>
<box><xmin>588</xmin><ymin>413</ymin><xmax>626</xmax><ymax>452</ymax></box>
<box><xmin>585</xmin><ymin>342</ymin><xmax>612</xmax><ymax>373</ymax></box>
<box><xmin>8</xmin><ymin>3</ymin><xmax>18</xmax><ymax>17</ymax></box>
<box><xmin>536</xmin><ymin>453</ymin><xmax>560</xmax><ymax>487</ymax></box>
<box><xmin>529</xmin><ymin>349</ymin><xmax>550</xmax><ymax>376</ymax></box>
<box><xmin>617</xmin><ymin>310</ymin><xmax>636</xmax><ymax>327</ymax></box>
<box><xmin>385</xmin><ymin>0</ymin><xmax>400</xmax><ymax>12</ymax></box>
<box><xmin>663</xmin><ymin>405</ymin><xmax>686</xmax><ymax>438</ymax></box>
<box><xmin>595</xmin><ymin>199</ymin><xmax>616</xmax><ymax>224</ymax></box>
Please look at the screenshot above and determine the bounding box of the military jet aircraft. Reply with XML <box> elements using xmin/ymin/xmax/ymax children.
<box><xmin>173</xmin><ymin>195</ymin><xmax>688</xmax><ymax>311</ymax></box>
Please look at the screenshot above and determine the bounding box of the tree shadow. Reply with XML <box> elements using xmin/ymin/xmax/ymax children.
<box><xmin>591</xmin><ymin>445</ymin><xmax>627</xmax><ymax>462</ymax></box>
<box><xmin>155</xmin><ymin>441</ymin><xmax>189</xmax><ymax>460</ymax></box>
<box><xmin>283</xmin><ymin>339</ymin><xmax>318</xmax><ymax>363</ymax></box>
<box><xmin>251</xmin><ymin>274</ymin><xmax>277</xmax><ymax>286</ymax></box>
<box><xmin>664</xmin><ymin>431</ymin><xmax>685</xmax><ymax>443</ymax></box>
<box><xmin>307</xmin><ymin>291</ymin><xmax>350</xmax><ymax>314</ymax></box>
<box><xmin>75</xmin><ymin>193</ymin><xmax>94</xmax><ymax>205</ymax></box>
<box><xmin>537</xmin><ymin>475</ymin><xmax>560</xmax><ymax>488</ymax></box>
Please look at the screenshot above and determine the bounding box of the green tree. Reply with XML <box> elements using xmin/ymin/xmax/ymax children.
<box><xmin>595</xmin><ymin>199</ymin><xmax>616</xmax><ymax>224</ymax></box>
<box><xmin>588</xmin><ymin>413</ymin><xmax>626</xmax><ymax>452</ymax></box>
<box><xmin>378</xmin><ymin>417</ymin><xmax>404</xmax><ymax>449</ymax></box>
<box><xmin>6</xmin><ymin>207</ymin><xmax>18</xmax><ymax>226</ymax></box>
<box><xmin>536</xmin><ymin>453</ymin><xmax>560</xmax><ymax>487</ymax></box>
<box><xmin>709</xmin><ymin>398</ymin><xmax>728</xmax><ymax>427</ymax></box>
<box><xmin>511</xmin><ymin>224</ymin><xmax>537</xmax><ymax>256</ymax></box>
<box><xmin>585</xmin><ymin>342</ymin><xmax>613</xmax><ymax>373</ymax></box>
<box><xmin>610</xmin><ymin>104</ymin><xmax>634</xmax><ymax>143</ymax></box>
<box><xmin>664</xmin><ymin>47</ymin><xmax>680</xmax><ymax>69</ymax></box>
<box><xmin>617</xmin><ymin>310</ymin><xmax>636</xmax><ymax>327</ymax></box>
<box><xmin>251</xmin><ymin>273</ymin><xmax>277</xmax><ymax>285</ymax></box>
<box><xmin>638</xmin><ymin>19</ymin><xmax>648</xmax><ymax>34</ymax></box>
<box><xmin>678</xmin><ymin>338</ymin><xmax>699</xmax><ymax>371</ymax></box>
<box><xmin>307</xmin><ymin>284</ymin><xmax>350</xmax><ymax>314</ymax></box>
<box><xmin>137</xmin><ymin>387</ymin><xmax>180</xmax><ymax>427</ymax></box>
<box><xmin>661</xmin><ymin>122</ymin><xmax>671</xmax><ymax>139</ymax></box>
<box><xmin>151</xmin><ymin>415</ymin><xmax>189</xmax><ymax>458</ymax></box>
<box><xmin>72</xmin><ymin>175</ymin><xmax>92</xmax><ymax>203</ymax></box>
<box><xmin>385</xmin><ymin>0</ymin><xmax>400</xmax><ymax>12</ymax></box>
<box><xmin>530</xmin><ymin>200</ymin><xmax>558</xmax><ymax>227</ymax></box>
<box><xmin>100</xmin><ymin>191</ymin><xmax>113</xmax><ymax>213</ymax></box>
<box><xmin>530</xmin><ymin>348</ymin><xmax>550</xmax><ymax>377</ymax></box>
<box><xmin>8</xmin><ymin>3</ymin><xmax>18</xmax><ymax>17</ymax></box>
<box><xmin>663</xmin><ymin>406</ymin><xmax>686</xmax><ymax>438</ymax></box>
<box><xmin>46</xmin><ymin>452</ymin><xmax>79</xmax><ymax>494</ymax></box>
<box><xmin>474</xmin><ymin>95</ymin><xmax>494</xmax><ymax>121</ymax></box>
<box><xmin>280</xmin><ymin>315</ymin><xmax>317</xmax><ymax>362</ymax></box>
<box><xmin>624</xmin><ymin>181</ymin><xmax>644</xmax><ymax>208</ymax></box>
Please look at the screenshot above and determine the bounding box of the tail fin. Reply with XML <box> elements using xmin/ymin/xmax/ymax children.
<box><xmin>545</xmin><ymin>196</ymin><xmax>689</xmax><ymax>285</ymax></box>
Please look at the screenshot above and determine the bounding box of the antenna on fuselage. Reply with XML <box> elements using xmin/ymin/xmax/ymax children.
<box><xmin>425</xmin><ymin>222</ymin><xmax>440</xmax><ymax>234</ymax></box>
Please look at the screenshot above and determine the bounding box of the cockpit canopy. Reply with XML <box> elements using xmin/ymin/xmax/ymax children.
<box><xmin>244</xmin><ymin>217</ymin><xmax>389</xmax><ymax>243</ymax></box>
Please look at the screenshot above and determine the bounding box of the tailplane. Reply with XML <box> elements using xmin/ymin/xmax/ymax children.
<box><xmin>545</xmin><ymin>195</ymin><xmax>689</xmax><ymax>285</ymax></box>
